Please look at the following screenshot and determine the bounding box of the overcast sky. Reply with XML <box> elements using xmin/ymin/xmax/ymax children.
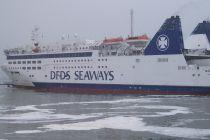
<box><xmin>0</xmin><ymin>0</ymin><xmax>210</xmax><ymax>51</ymax></box>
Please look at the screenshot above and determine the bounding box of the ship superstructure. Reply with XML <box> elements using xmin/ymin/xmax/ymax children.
<box><xmin>1</xmin><ymin>16</ymin><xmax>210</xmax><ymax>94</ymax></box>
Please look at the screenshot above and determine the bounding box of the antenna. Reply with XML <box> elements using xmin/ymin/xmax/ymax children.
<box><xmin>130</xmin><ymin>9</ymin><xmax>134</xmax><ymax>37</ymax></box>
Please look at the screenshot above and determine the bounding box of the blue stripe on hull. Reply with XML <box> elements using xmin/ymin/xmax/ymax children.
<box><xmin>32</xmin><ymin>82</ymin><xmax>210</xmax><ymax>95</ymax></box>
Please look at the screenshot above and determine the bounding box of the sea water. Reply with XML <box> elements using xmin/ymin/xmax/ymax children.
<box><xmin>0</xmin><ymin>86</ymin><xmax>210</xmax><ymax>140</ymax></box>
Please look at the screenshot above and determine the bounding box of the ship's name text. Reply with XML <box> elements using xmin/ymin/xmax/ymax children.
<box><xmin>50</xmin><ymin>71</ymin><xmax>114</xmax><ymax>81</ymax></box>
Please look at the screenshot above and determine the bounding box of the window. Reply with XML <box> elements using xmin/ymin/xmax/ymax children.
<box><xmin>27</xmin><ymin>67</ymin><xmax>31</xmax><ymax>70</ymax></box>
<box><xmin>157</xmin><ymin>58</ymin><xmax>168</xmax><ymax>62</ymax></box>
<box><xmin>22</xmin><ymin>61</ymin><xmax>26</xmax><ymax>64</ymax></box>
<box><xmin>8</xmin><ymin>62</ymin><xmax>12</xmax><ymax>64</ymax></box>
<box><xmin>178</xmin><ymin>66</ymin><xmax>186</xmax><ymax>70</ymax></box>
<box><xmin>18</xmin><ymin>61</ymin><xmax>21</xmax><ymax>64</ymax></box>
<box><xmin>27</xmin><ymin>61</ymin><xmax>31</xmax><ymax>64</ymax></box>
<box><xmin>32</xmin><ymin>61</ymin><xmax>36</xmax><ymax>64</ymax></box>
<box><xmin>136</xmin><ymin>59</ymin><xmax>140</xmax><ymax>62</ymax></box>
<box><xmin>37</xmin><ymin>67</ymin><xmax>41</xmax><ymax>70</ymax></box>
<box><xmin>32</xmin><ymin>67</ymin><xmax>36</xmax><ymax>70</ymax></box>
<box><xmin>37</xmin><ymin>60</ymin><xmax>41</xmax><ymax>64</ymax></box>
<box><xmin>13</xmin><ymin>61</ymin><xmax>16</xmax><ymax>64</ymax></box>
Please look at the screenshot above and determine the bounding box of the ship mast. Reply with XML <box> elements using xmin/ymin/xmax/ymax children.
<box><xmin>31</xmin><ymin>26</ymin><xmax>40</xmax><ymax>47</ymax></box>
<box><xmin>130</xmin><ymin>9</ymin><xmax>134</xmax><ymax>37</ymax></box>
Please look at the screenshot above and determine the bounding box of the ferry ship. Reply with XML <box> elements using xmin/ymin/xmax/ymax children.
<box><xmin>1</xmin><ymin>16</ymin><xmax>210</xmax><ymax>95</ymax></box>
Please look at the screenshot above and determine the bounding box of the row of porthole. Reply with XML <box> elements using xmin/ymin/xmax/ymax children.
<box><xmin>192</xmin><ymin>74</ymin><xmax>200</xmax><ymax>77</ymax></box>
<box><xmin>53</xmin><ymin>65</ymin><xmax>109</xmax><ymax>70</ymax></box>
<box><xmin>98</xmin><ymin>66</ymin><xmax>108</xmax><ymax>68</ymax></box>
<box><xmin>8</xmin><ymin>67</ymin><xmax>42</xmax><ymax>70</ymax></box>
<box><xmin>29</xmin><ymin>75</ymin><xmax>34</xmax><ymax>77</ymax></box>
<box><xmin>53</xmin><ymin>66</ymin><xmax>94</xmax><ymax>69</ymax></box>
<box><xmin>63</xmin><ymin>46</ymin><xmax>89</xmax><ymax>51</ymax></box>
<box><xmin>98</xmin><ymin>59</ymin><xmax>108</xmax><ymax>62</ymax></box>
<box><xmin>53</xmin><ymin>59</ymin><xmax>93</xmax><ymax>63</ymax></box>
<box><xmin>8</xmin><ymin>60</ymin><xmax>41</xmax><ymax>65</ymax></box>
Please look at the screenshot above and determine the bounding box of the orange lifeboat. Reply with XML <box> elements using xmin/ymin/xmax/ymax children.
<box><xmin>126</xmin><ymin>35</ymin><xmax>149</xmax><ymax>41</ymax></box>
<box><xmin>103</xmin><ymin>37</ymin><xmax>123</xmax><ymax>44</ymax></box>
<box><xmin>32</xmin><ymin>47</ymin><xmax>40</xmax><ymax>53</ymax></box>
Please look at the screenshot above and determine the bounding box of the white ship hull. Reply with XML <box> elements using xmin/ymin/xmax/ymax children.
<box><xmin>2</xmin><ymin>16</ymin><xmax>210</xmax><ymax>94</ymax></box>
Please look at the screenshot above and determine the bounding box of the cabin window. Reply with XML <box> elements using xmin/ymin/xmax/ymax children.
<box><xmin>136</xmin><ymin>59</ymin><xmax>140</xmax><ymax>62</ymax></box>
<box><xmin>178</xmin><ymin>66</ymin><xmax>186</xmax><ymax>70</ymax></box>
<box><xmin>157</xmin><ymin>58</ymin><xmax>168</xmax><ymax>62</ymax></box>
<box><xmin>37</xmin><ymin>67</ymin><xmax>41</xmax><ymax>70</ymax></box>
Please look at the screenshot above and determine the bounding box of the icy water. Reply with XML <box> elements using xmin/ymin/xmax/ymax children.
<box><xmin>0</xmin><ymin>86</ymin><xmax>210</xmax><ymax>140</ymax></box>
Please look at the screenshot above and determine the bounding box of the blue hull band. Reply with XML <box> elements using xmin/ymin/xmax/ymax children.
<box><xmin>32</xmin><ymin>82</ymin><xmax>210</xmax><ymax>95</ymax></box>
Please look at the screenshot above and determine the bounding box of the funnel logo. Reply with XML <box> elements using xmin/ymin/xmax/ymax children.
<box><xmin>156</xmin><ymin>34</ymin><xmax>169</xmax><ymax>51</ymax></box>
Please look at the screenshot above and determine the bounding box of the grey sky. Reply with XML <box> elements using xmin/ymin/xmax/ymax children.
<box><xmin>0</xmin><ymin>0</ymin><xmax>209</xmax><ymax>51</ymax></box>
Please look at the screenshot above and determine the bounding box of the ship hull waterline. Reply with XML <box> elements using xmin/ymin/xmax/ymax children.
<box><xmin>11</xmin><ymin>83</ymin><xmax>210</xmax><ymax>95</ymax></box>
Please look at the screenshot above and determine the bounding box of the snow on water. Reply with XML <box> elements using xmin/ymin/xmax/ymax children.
<box><xmin>0</xmin><ymin>104</ymin><xmax>101</xmax><ymax>123</ymax></box>
<box><xmin>40</xmin><ymin>98</ymin><xmax>160</xmax><ymax>107</ymax></box>
<box><xmin>140</xmin><ymin>105</ymin><xmax>191</xmax><ymax>117</ymax></box>
<box><xmin>0</xmin><ymin>111</ymin><xmax>100</xmax><ymax>124</ymax></box>
<box><xmin>41</xmin><ymin>116</ymin><xmax>210</xmax><ymax>139</ymax></box>
<box><xmin>0</xmin><ymin>98</ymin><xmax>188</xmax><ymax>123</ymax></box>
<box><xmin>14</xmin><ymin>130</ymin><xmax>43</xmax><ymax>134</ymax></box>
<box><xmin>2</xmin><ymin>97</ymin><xmax>210</xmax><ymax>139</ymax></box>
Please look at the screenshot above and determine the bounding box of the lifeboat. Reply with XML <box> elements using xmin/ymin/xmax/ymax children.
<box><xmin>126</xmin><ymin>35</ymin><xmax>149</xmax><ymax>41</ymax></box>
<box><xmin>103</xmin><ymin>37</ymin><xmax>123</xmax><ymax>44</ymax></box>
<box><xmin>32</xmin><ymin>47</ymin><xmax>40</xmax><ymax>53</ymax></box>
